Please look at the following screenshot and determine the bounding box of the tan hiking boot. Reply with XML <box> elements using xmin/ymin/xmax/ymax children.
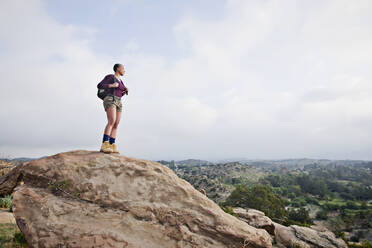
<box><xmin>100</xmin><ymin>141</ymin><xmax>113</xmax><ymax>153</ymax></box>
<box><xmin>110</xmin><ymin>143</ymin><xmax>120</xmax><ymax>154</ymax></box>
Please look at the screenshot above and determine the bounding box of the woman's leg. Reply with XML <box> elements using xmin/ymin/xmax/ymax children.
<box><xmin>104</xmin><ymin>106</ymin><xmax>116</xmax><ymax>136</ymax></box>
<box><xmin>110</xmin><ymin>110</ymin><xmax>121</xmax><ymax>138</ymax></box>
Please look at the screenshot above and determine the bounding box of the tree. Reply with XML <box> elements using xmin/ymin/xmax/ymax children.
<box><xmin>223</xmin><ymin>184</ymin><xmax>288</xmax><ymax>221</ymax></box>
<box><xmin>288</xmin><ymin>207</ymin><xmax>313</xmax><ymax>225</ymax></box>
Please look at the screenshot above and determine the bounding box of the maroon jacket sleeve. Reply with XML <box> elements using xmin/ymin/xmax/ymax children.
<box><xmin>97</xmin><ymin>75</ymin><xmax>113</xmax><ymax>89</ymax></box>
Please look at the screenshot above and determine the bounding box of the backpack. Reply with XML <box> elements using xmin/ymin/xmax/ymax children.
<box><xmin>97</xmin><ymin>88</ymin><xmax>109</xmax><ymax>100</ymax></box>
<box><xmin>97</xmin><ymin>76</ymin><xmax>115</xmax><ymax>100</ymax></box>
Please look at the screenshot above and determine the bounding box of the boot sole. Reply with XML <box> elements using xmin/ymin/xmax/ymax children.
<box><xmin>100</xmin><ymin>149</ymin><xmax>113</xmax><ymax>153</ymax></box>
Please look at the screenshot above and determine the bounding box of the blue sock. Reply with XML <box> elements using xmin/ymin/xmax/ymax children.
<box><xmin>109</xmin><ymin>136</ymin><xmax>116</xmax><ymax>144</ymax></box>
<box><xmin>102</xmin><ymin>134</ymin><xmax>110</xmax><ymax>143</ymax></box>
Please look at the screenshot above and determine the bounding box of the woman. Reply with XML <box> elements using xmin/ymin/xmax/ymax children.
<box><xmin>97</xmin><ymin>63</ymin><xmax>129</xmax><ymax>154</ymax></box>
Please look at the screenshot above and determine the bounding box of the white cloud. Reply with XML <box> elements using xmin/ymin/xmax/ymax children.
<box><xmin>0</xmin><ymin>0</ymin><xmax>371</xmax><ymax>160</ymax></box>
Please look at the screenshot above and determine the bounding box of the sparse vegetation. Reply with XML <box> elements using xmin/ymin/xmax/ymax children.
<box><xmin>0</xmin><ymin>223</ymin><xmax>28</xmax><ymax>248</ymax></box>
<box><xmin>0</xmin><ymin>195</ymin><xmax>12</xmax><ymax>212</ymax></box>
<box><xmin>222</xmin><ymin>184</ymin><xmax>288</xmax><ymax>222</ymax></box>
<box><xmin>160</xmin><ymin>158</ymin><xmax>372</xmax><ymax>243</ymax></box>
<box><xmin>219</xmin><ymin>204</ymin><xmax>238</xmax><ymax>217</ymax></box>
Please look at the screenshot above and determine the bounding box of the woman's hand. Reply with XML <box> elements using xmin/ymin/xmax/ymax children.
<box><xmin>109</xmin><ymin>82</ymin><xmax>119</xmax><ymax>88</ymax></box>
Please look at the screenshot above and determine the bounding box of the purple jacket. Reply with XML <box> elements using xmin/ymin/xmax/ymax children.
<box><xmin>97</xmin><ymin>74</ymin><xmax>127</xmax><ymax>98</ymax></box>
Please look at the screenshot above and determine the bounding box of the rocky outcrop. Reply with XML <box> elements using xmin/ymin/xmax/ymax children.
<box><xmin>233</xmin><ymin>207</ymin><xmax>347</xmax><ymax>248</ymax></box>
<box><xmin>0</xmin><ymin>150</ymin><xmax>272</xmax><ymax>248</ymax></box>
<box><xmin>0</xmin><ymin>161</ymin><xmax>22</xmax><ymax>195</ymax></box>
<box><xmin>233</xmin><ymin>208</ymin><xmax>275</xmax><ymax>235</ymax></box>
<box><xmin>0</xmin><ymin>159</ymin><xmax>17</xmax><ymax>177</ymax></box>
<box><xmin>273</xmin><ymin>222</ymin><xmax>348</xmax><ymax>248</ymax></box>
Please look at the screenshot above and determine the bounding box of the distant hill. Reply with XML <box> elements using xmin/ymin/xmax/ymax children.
<box><xmin>0</xmin><ymin>156</ymin><xmax>47</xmax><ymax>166</ymax></box>
<box><xmin>176</xmin><ymin>159</ymin><xmax>214</xmax><ymax>166</ymax></box>
<box><xmin>157</xmin><ymin>160</ymin><xmax>265</xmax><ymax>203</ymax></box>
<box><xmin>158</xmin><ymin>158</ymin><xmax>372</xmax><ymax>204</ymax></box>
<box><xmin>215</xmin><ymin>158</ymin><xmax>371</xmax><ymax>172</ymax></box>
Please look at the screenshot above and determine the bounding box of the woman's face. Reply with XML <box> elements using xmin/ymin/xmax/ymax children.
<box><xmin>118</xmin><ymin>65</ymin><xmax>125</xmax><ymax>76</ymax></box>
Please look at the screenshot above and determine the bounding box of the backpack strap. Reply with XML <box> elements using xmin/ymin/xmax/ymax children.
<box><xmin>108</xmin><ymin>74</ymin><xmax>115</xmax><ymax>96</ymax></box>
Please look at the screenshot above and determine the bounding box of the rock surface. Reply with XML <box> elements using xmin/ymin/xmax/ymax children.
<box><xmin>0</xmin><ymin>161</ymin><xmax>22</xmax><ymax>195</ymax></box>
<box><xmin>289</xmin><ymin>224</ymin><xmax>347</xmax><ymax>248</ymax></box>
<box><xmin>233</xmin><ymin>207</ymin><xmax>347</xmax><ymax>248</ymax></box>
<box><xmin>0</xmin><ymin>150</ymin><xmax>273</xmax><ymax>248</ymax></box>
<box><xmin>233</xmin><ymin>207</ymin><xmax>275</xmax><ymax>235</ymax></box>
<box><xmin>0</xmin><ymin>208</ymin><xmax>16</xmax><ymax>224</ymax></box>
<box><xmin>0</xmin><ymin>159</ymin><xmax>17</xmax><ymax>177</ymax></box>
<box><xmin>273</xmin><ymin>222</ymin><xmax>348</xmax><ymax>248</ymax></box>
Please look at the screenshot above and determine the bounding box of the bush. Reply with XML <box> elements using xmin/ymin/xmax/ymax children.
<box><xmin>282</xmin><ymin>198</ymin><xmax>291</xmax><ymax>206</ymax></box>
<box><xmin>0</xmin><ymin>223</ymin><xmax>28</xmax><ymax>247</ymax></box>
<box><xmin>347</xmin><ymin>240</ymin><xmax>372</xmax><ymax>248</ymax></box>
<box><xmin>346</xmin><ymin>201</ymin><xmax>359</xmax><ymax>210</ymax></box>
<box><xmin>13</xmin><ymin>231</ymin><xmax>27</xmax><ymax>244</ymax></box>
<box><xmin>316</xmin><ymin>209</ymin><xmax>328</xmax><ymax>220</ymax></box>
<box><xmin>291</xmin><ymin>197</ymin><xmax>307</xmax><ymax>207</ymax></box>
<box><xmin>324</xmin><ymin>202</ymin><xmax>341</xmax><ymax>211</ymax></box>
<box><xmin>0</xmin><ymin>195</ymin><xmax>12</xmax><ymax>211</ymax></box>
<box><xmin>305</xmin><ymin>195</ymin><xmax>318</xmax><ymax>205</ymax></box>
<box><xmin>288</xmin><ymin>207</ymin><xmax>313</xmax><ymax>225</ymax></box>
<box><xmin>223</xmin><ymin>184</ymin><xmax>288</xmax><ymax>221</ymax></box>
<box><xmin>219</xmin><ymin>205</ymin><xmax>238</xmax><ymax>217</ymax></box>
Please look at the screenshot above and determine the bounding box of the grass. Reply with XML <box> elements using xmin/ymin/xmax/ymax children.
<box><xmin>318</xmin><ymin>197</ymin><xmax>345</xmax><ymax>205</ymax></box>
<box><xmin>0</xmin><ymin>194</ymin><xmax>27</xmax><ymax>247</ymax></box>
<box><xmin>318</xmin><ymin>197</ymin><xmax>368</xmax><ymax>209</ymax></box>
<box><xmin>219</xmin><ymin>204</ymin><xmax>238</xmax><ymax>217</ymax></box>
<box><xmin>0</xmin><ymin>195</ymin><xmax>12</xmax><ymax>211</ymax></box>
<box><xmin>0</xmin><ymin>223</ymin><xmax>28</xmax><ymax>248</ymax></box>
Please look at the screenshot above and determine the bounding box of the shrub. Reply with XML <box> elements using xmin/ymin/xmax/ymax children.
<box><xmin>219</xmin><ymin>204</ymin><xmax>238</xmax><ymax>217</ymax></box>
<box><xmin>0</xmin><ymin>195</ymin><xmax>12</xmax><ymax>211</ymax></box>
<box><xmin>288</xmin><ymin>207</ymin><xmax>313</xmax><ymax>225</ymax></box>
<box><xmin>316</xmin><ymin>209</ymin><xmax>328</xmax><ymax>220</ymax></box>
<box><xmin>223</xmin><ymin>184</ymin><xmax>288</xmax><ymax>221</ymax></box>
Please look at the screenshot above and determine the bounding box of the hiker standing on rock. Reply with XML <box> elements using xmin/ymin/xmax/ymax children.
<box><xmin>97</xmin><ymin>63</ymin><xmax>129</xmax><ymax>154</ymax></box>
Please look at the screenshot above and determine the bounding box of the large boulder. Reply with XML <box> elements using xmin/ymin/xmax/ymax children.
<box><xmin>0</xmin><ymin>159</ymin><xmax>17</xmax><ymax>177</ymax></box>
<box><xmin>232</xmin><ymin>208</ymin><xmax>347</xmax><ymax>248</ymax></box>
<box><xmin>0</xmin><ymin>150</ymin><xmax>272</xmax><ymax>248</ymax></box>
<box><xmin>273</xmin><ymin>222</ymin><xmax>347</xmax><ymax>248</ymax></box>
<box><xmin>0</xmin><ymin>160</ymin><xmax>21</xmax><ymax>195</ymax></box>
<box><xmin>233</xmin><ymin>207</ymin><xmax>275</xmax><ymax>235</ymax></box>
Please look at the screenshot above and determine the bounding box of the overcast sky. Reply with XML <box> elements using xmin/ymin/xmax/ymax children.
<box><xmin>0</xmin><ymin>0</ymin><xmax>371</xmax><ymax>161</ymax></box>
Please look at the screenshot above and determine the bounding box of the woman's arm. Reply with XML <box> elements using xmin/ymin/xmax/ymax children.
<box><xmin>97</xmin><ymin>75</ymin><xmax>114</xmax><ymax>89</ymax></box>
